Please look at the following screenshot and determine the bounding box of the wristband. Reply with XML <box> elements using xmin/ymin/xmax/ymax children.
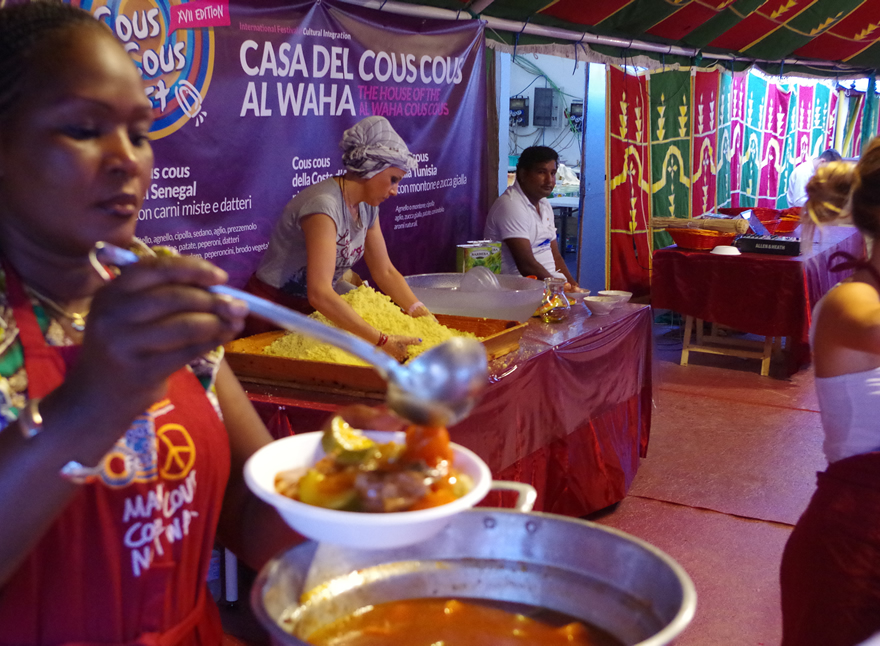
<box><xmin>376</xmin><ymin>332</ymin><xmax>389</xmax><ymax>347</ymax></box>
<box><xmin>19</xmin><ymin>397</ymin><xmax>43</xmax><ymax>439</ymax></box>
<box><xmin>406</xmin><ymin>301</ymin><xmax>426</xmax><ymax>316</ymax></box>
<box><xmin>59</xmin><ymin>460</ymin><xmax>98</xmax><ymax>485</ymax></box>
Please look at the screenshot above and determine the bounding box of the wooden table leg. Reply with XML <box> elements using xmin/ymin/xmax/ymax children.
<box><xmin>681</xmin><ymin>315</ymin><xmax>693</xmax><ymax>366</ymax></box>
<box><xmin>760</xmin><ymin>335</ymin><xmax>774</xmax><ymax>376</ymax></box>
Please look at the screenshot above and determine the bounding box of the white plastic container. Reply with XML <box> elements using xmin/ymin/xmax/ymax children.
<box><xmin>406</xmin><ymin>273</ymin><xmax>544</xmax><ymax>322</ymax></box>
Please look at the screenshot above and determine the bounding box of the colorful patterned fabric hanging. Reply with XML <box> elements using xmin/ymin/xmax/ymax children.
<box><xmin>691</xmin><ymin>69</ymin><xmax>721</xmax><ymax>216</ymax></box>
<box><xmin>838</xmin><ymin>89</ymin><xmax>865</xmax><ymax>158</ymax></box>
<box><xmin>825</xmin><ymin>88</ymin><xmax>839</xmax><ymax>152</ymax></box>
<box><xmin>757</xmin><ymin>83</ymin><xmax>792</xmax><ymax>208</ymax></box>
<box><xmin>739</xmin><ymin>72</ymin><xmax>768</xmax><ymax>207</ymax></box>
<box><xmin>606</xmin><ymin>65</ymin><xmax>651</xmax><ymax>295</ymax></box>
<box><xmin>716</xmin><ymin>72</ymin><xmax>734</xmax><ymax>209</ymax></box>
<box><xmin>777</xmin><ymin>81</ymin><xmax>802</xmax><ymax>208</ymax></box>
<box><xmin>648</xmin><ymin>67</ymin><xmax>692</xmax><ymax>251</ymax></box>
<box><xmin>726</xmin><ymin>72</ymin><xmax>749</xmax><ymax>208</ymax></box>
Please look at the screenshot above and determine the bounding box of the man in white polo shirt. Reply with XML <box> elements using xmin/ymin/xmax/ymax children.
<box><xmin>484</xmin><ymin>146</ymin><xmax>583</xmax><ymax>289</ymax></box>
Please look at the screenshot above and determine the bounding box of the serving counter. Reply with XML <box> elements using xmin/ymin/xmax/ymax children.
<box><xmin>240</xmin><ymin>304</ymin><xmax>653</xmax><ymax>518</ymax></box>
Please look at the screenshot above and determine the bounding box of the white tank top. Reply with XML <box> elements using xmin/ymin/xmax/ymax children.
<box><xmin>814</xmin><ymin>368</ymin><xmax>880</xmax><ymax>463</ymax></box>
<box><xmin>811</xmin><ymin>281</ymin><xmax>880</xmax><ymax>463</ymax></box>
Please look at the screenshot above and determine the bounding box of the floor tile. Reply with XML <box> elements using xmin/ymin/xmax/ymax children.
<box><xmin>593</xmin><ymin>496</ymin><xmax>790</xmax><ymax>646</ymax></box>
<box><xmin>633</xmin><ymin>387</ymin><xmax>825</xmax><ymax>525</ymax></box>
<box><xmin>653</xmin><ymin>325</ymin><xmax>820</xmax><ymax>412</ymax></box>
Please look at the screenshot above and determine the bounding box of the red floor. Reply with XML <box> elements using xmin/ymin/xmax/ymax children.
<box><xmin>222</xmin><ymin>315</ymin><xmax>823</xmax><ymax>644</ymax></box>
<box><xmin>590</xmin><ymin>319</ymin><xmax>824</xmax><ymax>645</ymax></box>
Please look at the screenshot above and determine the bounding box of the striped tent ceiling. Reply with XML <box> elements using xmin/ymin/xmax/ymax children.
<box><xmin>387</xmin><ymin>0</ymin><xmax>880</xmax><ymax>74</ymax></box>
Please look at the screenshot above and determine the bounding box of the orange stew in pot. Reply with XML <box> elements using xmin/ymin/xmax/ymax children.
<box><xmin>306</xmin><ymin>598</ymin><xmax>623</xmax><ymax>646</ymax></box>
<box><xmin>274</xmin><ymin>416</ymin><xmax>472</xmax><ymax>513</ymax></box>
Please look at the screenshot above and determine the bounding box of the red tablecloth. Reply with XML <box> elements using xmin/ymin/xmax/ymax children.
<box><xmin>243</xmin><ymin>304</ymin><xmax>654</xmax><ymax>517</ymax></box>
<box><xmin>652</xmin><ymin>226</ymin><xmax>864</xmax><ymax>370</ymax></box>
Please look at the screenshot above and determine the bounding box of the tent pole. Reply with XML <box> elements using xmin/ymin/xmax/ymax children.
<box><xmin>337</xmin><ymin>0</ymin><xmax>873</xmax><ymax>74</ymax></box>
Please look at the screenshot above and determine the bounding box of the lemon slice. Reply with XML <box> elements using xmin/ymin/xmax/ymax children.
<box><xmin>321</xmin><ymin>416</ymin><xmax>377</xmax><ymax>464</ymax></box>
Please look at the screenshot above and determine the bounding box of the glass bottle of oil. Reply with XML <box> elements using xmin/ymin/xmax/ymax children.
<box><xmin>539</xmin><ymin>277</ymin><xmax>570</xmax><ymax>323</ymax></box>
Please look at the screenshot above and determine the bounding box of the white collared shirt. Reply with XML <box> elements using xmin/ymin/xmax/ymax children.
<box><xmin>484</xmin><ymin>180</ymin><xmax>562</xmax><ymax>278</ymax></box>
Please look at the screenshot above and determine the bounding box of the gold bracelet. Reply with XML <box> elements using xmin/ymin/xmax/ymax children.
<box><xmin>18</xmin><ymin>397</ymin><xmax>43</xmax><ymax>440</ymax></box>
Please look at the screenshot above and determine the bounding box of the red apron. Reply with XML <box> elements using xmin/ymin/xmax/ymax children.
<box><xmin>0</xmin><ymin>267</ymin><xmax>230</xmax><ymax>645</ymax></box>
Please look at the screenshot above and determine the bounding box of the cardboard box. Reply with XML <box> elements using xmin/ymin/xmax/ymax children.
<box><xmin>457</xmin><ymin>241</ymin><xmax>502</xmax><ymax>273</ymax></box>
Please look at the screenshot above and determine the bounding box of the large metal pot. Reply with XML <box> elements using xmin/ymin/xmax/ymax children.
<box><xmin>252</xmin><ymin>509</ymin><xmax>696</xmax><ymax>646</ymax></box>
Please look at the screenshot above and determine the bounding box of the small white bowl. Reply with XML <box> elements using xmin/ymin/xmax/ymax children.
<box><xmin>710</xmin><ymin>245</ymin><xmax>741</xmax><ymax>256</ymax></box>
<box><xmin>597</xmin><ymin>290</ymin><xmax>632</xmax><ymax>305</ymax></box>
<box><xmin>583</xmin><ymin>295</ymin><xmax>618</xmax><ymax>316</ymax></box>
<box><xmin>564</xmin><ymin>290</ymin><xmax>590</xmax><ymax>304</ymax></box>
<box><xmin>244</xmin><ymin>431</ymin><xmax>493</xmax><ymax>549</ymax></box>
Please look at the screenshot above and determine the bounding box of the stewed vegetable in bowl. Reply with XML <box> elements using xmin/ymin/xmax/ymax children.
<box><xmin>244</xmin><ymin>415</ymin><xmax>500</xmax><ymax>549</ymax></box>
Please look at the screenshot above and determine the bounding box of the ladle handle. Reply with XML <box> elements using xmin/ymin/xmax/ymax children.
<box><xmin>91</xmin><ymin>243</ymin><xmax>402</xmax><ymax>379</ymax></box>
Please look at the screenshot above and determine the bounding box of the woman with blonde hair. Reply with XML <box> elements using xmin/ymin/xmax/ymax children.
<box><xmin>780</xmin><ymin>137</ymin><xmax>880</xmax><ymax>646</ymax></box>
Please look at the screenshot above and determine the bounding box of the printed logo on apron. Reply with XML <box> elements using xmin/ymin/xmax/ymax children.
<box><xmin>70</xmin><ymin>399</ymin><xmax>198</xmax><ymax>488</ymax></box>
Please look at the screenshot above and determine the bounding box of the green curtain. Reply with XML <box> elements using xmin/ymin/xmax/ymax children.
<box><xmin>649</xmin><ymin>68</ymin><xmax>691</xmax><ymax>249</ymax></box>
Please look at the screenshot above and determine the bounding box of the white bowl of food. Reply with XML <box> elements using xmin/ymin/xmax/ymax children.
<box><xmin>245</xmin><ymin>426</ymin><xmax>499</xmax><ymax>549</ymax></box>
<box><xmin>597</xmin><ymin>290</ymin><xmax>633</xmax><ymax>305</ymax></box>
<box><xmin>583</xmin><ymin>295</ymin><xmax>618</xmax><ymax>316</ymax></box>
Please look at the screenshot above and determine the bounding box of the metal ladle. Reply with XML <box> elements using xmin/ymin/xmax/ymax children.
<box><xmin>91</xmin><ymin>242</ymin><xmax>489</xmax><ymax>426</ymax></box>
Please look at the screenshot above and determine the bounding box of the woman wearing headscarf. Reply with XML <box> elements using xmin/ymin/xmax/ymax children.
<box><xmin>246</xmin><ymin>116</ymin><xmax>431</xmax><ymax>361</ymax></box>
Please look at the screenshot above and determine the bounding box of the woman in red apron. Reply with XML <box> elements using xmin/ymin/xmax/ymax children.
<box><xmin>0</xmin><ymin>4</ymin><xmax>299</xmax><ymax>643</ymax></box>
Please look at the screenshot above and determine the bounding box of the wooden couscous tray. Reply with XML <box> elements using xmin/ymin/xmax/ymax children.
<box><xmin>224</xmin><ymin>314</ymin><xmax>527</xmax><ymax>396</ymax></box>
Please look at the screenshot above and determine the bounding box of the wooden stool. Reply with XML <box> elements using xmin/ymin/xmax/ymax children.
<box><xmin>680</xmin><ymin>316</ymin><xmax>785</xmax><ymax>377</ymax></box>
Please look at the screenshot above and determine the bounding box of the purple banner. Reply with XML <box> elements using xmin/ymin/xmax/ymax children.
<box><xmin>71</xmin><ymin>0</ymin><xmax>487</xmax><ymax>286</ymax></box>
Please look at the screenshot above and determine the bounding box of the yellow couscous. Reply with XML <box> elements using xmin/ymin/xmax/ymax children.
<box><xmin>263</xmin><ymin>285</ymin><xmax>477</xmax><ymax>365</ymax></box>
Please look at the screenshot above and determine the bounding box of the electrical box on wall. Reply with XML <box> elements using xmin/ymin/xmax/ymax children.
<box><xmin>509</xmin><ymin>96</ymin><xmax>529</xmax><ymax>127</ymax></box>
<box><xmin>533</xmin><ymin>87</ymin><xmax>562</xmax><ymax>128</ymax></box>
<box><xmin>568</xmin><ymin>101</ymin><xmax>584</xmax><ymax>132</ymax></box>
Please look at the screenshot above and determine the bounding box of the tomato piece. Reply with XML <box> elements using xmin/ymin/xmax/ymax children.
<box><xmin>408</xmin><ymin>473</ymin><xmax>462</xmax><ymax>511</ymax></box>
<box><xmin>403</xmin><ymin>425</ymin><xmax>453</xmax><ymax>468</ymax></box>
<box><xmin>408</xmin><ymin>488</ymin><xmax>458</xmax><ymax>511</ymax></box>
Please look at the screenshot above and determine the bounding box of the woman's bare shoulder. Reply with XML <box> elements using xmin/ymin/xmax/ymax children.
<box><xmin>819</xmin><ymin>280</ymin><xmax>880</xmax><ymax>314</ymax></box>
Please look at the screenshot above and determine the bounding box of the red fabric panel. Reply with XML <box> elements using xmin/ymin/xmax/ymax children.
<box><xmin>240</xmin><ymin>305</ymin><xmax>654</xmax><ymax>518</ymax></box>
<box><xmin>780</xmin><ymin>452</ymin><xmax>880</xmax><ymax>646</ymax></box>
<box><xmin>793</xmin><ymin>85</ymin><xmax>814</xmax><ymax>162</ymax></box>
<box><xmin>792</xmin><ymin>3</ymin><xmax>880</xmax><ymax>63</ymax></box>
<box><xmin>708</xmin><ymin>13</ymin><xmax>775</xmax><ymax>51</ymax></box>
<box><xmin>481</xmin><ymin>394</ymin><xmax>649</xmax><ymax>515</ymax></box>
<box><xmin>729</xmin><ymin>73</ymin><xmax>748</xmax><ymax>208</ymax></box>
<box><xmin>757</xmin><ymin>84</ymin><xmax>791</xmax><ymax>208</ymax></box>
<box><xmin>541</xmin><ymin>0</ymin><xmax>637</xmax><ymax>26</ymax></box>
<box><xmin>652</xmin><ymin>226</ymin><xmax>864</xmax><ymax>371</ymax></box>
<box><xmin>607</xmin><ymin>66</ymin><xmax>652</xmax><ymax>295</ymax></box>
<box><xmin>692</xmin><ymin>69</ymin><xmax>720</xmax><ymax>216</ymax></box>
<box><xmin>646</xmin><ymin>4</ymin><xmax>722</xmax><ymax>41</ymax></box>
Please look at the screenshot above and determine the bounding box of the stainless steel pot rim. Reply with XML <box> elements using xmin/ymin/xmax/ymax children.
<box><xmin>252</xmin><ymin>508</ymin><xmax>697</xmax><ymax>646</ymax></box>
